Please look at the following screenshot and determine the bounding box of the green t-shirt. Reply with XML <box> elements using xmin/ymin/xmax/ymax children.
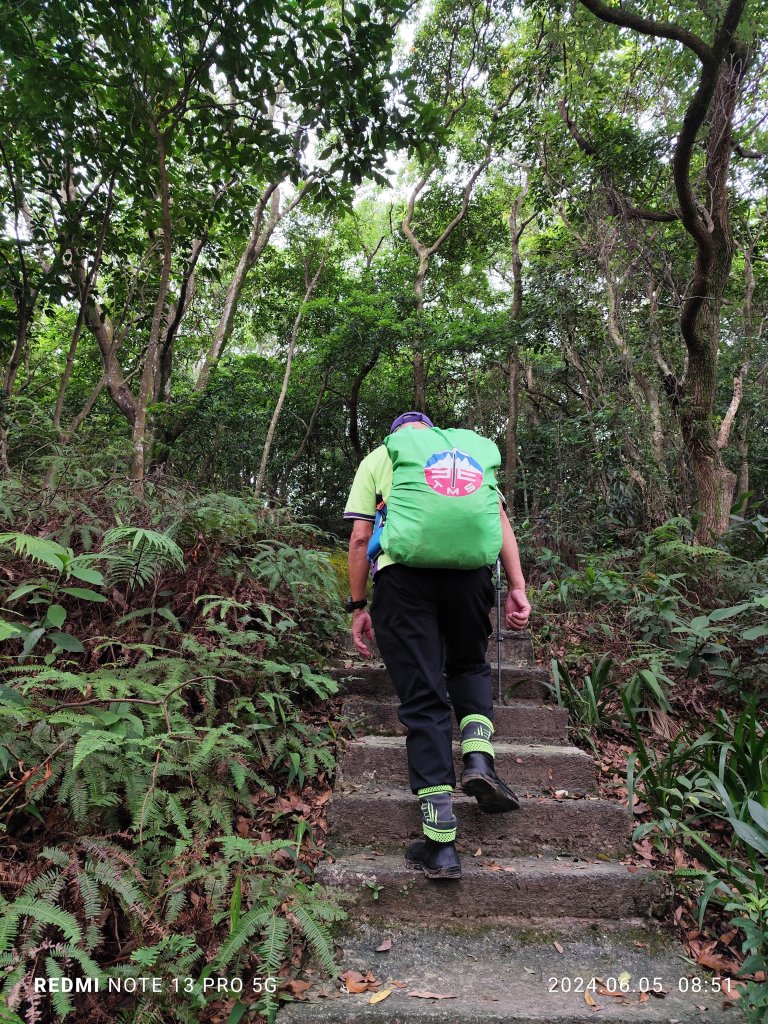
<box><xmin>343</xmin><ymin>445</ymin><xmax>396</xmax><ymax>571</ymax></box>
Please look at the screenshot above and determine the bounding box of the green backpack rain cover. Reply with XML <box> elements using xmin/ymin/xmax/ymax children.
<box><xmin>380</xmin><ymin>427</ymin><xmax>502</xmax><ymax>569</ymax></box>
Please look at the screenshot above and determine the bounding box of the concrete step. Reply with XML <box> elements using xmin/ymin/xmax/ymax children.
<box><xmin>343</xmin><ymin>698</ymin><xmax>569</xmax><ymax>744</ymax></box>
<box><xmin>328</xmin><ymin>788</ymin><xmax>631</xmax><ymax>857</ymax></box>
<box><xmin>330</xmin><ymin>663</ymin><xmax>550</xmax><ymax>701</ymax></box>
<box><xmin>488</xmin><ymin>627</ymin><xmax>535</xmax><ymax>666</ymax></box>
<box><xmin>338</xmin><ymin>737</ymin><xmax>596</xmax><ymax>795</ymax></box>
<box><xmin>278</xmin><ymin>920</ymin><xmax>733</xmax><ymax>1022</ymax></box>
<box><xmin>317</xmin><ymin>852</ymin><xmax>668</xmax><ymax>922</ymax></box>
<box><xmin>333</xmin><ymin>628</ymin><xmax>535</xmax><ymax>666</ymax></box>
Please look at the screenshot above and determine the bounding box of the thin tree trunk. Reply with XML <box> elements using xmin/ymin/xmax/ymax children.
<box><xmin>349</xmin><ymin>347</ymin><xmax>381</xmax><ymax>463</ymax></box>
<box><xmin>130</xmin><ymin>125</ymin><xmax>174</xmax><ymax>488</ymax></box>
<box><xmin>402</xmin><ymin>160</ymin><xmax>490</xmax><ymax>411</ymax></box>
<box><xmin>282</xmin><ymin>365</ymin><xmax>331</xmax><ymax>482</ymax></box>
<box><xmin>254</xmin><ymin>238</ymin><xmax>331</xmax><ymax>498</ymax></box>
<box><xmin>735</xmin><ymin>417</ymin><xmax>749</xmax><ymax>501</ymax></box>
<box><xmin>505</xmin><ymin>351</ymin><xmax>520</xmax><ymax>510</ymax></box>
<box><xmin>504</xmin><ymin>184</ymin><xmax>531</xmax><ymax>511</ymax></box>
<box><xmin>561</xmin><ymin>320</ymin><xmax>610</xmax><ymax>503</ymax></box>
<box><xmin>196</xmin><ymin>185</ymin><xmax>281</xmax><ymax>395</ymax></box>
<box><xmin>51</xmin><ymin>173</ymin><xmax>116</xmax><ymax>438</ymax></box>
<box><xmin>0</xmin><ymin>299</ymin><xmax>35</xmax><ymax>477</ymax></box>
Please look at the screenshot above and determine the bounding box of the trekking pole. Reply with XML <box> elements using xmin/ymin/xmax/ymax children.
<box><xmin>495</xmin><ymin>557</ymin><xmax>503</xmax><ymax>706</ymax></box>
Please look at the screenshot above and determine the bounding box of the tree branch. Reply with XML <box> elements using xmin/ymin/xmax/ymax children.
<box><xmin>576</xmin><ymin>0</ymin><xmax>713</xmax><ymax>64</ymax></box>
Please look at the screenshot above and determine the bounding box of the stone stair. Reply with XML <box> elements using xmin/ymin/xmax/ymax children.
<box><xmin>279</xmin><ymin>634</ymin><xmax>737</xmax><ymax>1023</ymax></box>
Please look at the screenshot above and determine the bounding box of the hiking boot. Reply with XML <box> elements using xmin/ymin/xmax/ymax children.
<box><xmin>460</xmin><ymin>751</ymin><xmax>519</xmax><ymax>813</ymax></box>
<box><xmin>404</xmin><ymin>838</ymin><xmax>462</xmax><ymax>880</ymax></box>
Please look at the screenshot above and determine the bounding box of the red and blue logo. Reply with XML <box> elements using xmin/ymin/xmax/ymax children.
<box><xmin>424</xmin><ymin>448</ymin><xmax>485</xmax><ymax>497</ymax></box>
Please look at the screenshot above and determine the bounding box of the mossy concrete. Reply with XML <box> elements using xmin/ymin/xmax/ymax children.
<box><xmin>343</xmin><ymin>698</ymin><xmax>569</xmax><ymax>744</ymax></box>
<box><xmin>337</xmin><ymin>736</ymin><xmax>596</xmax><ymax>794</ymax></box>
<box><xmin>279</xmin><ymin>921</ymin><xmax>737</xmax><ymax>1023</ymax></box>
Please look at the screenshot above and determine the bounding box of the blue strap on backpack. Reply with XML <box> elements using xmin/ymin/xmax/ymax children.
<box><xmin>367</xmin><ymin>500</ymin><xmax>387</xmax><ymax>562</ymax></box>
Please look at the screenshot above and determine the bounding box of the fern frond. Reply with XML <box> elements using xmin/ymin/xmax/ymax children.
<box><xmin>46</xmin><ymin>955</ymin><xmax>76</xmax><ymax>1017</ymax></box>
<box><xmin>255</xmin><ymin>915</ymin><xmax>289</xmax><ymax>977</ymax></box>
<box><xmin>39</xmin><ymin>847</ymin><xmax>71</xmax><ymax>868</ymax></box>
<box><xmin>292</xmin><ymin>905</ymin><xmax>337</xmax><ymax>972</ymax></box>
<box><xmin>76</xmin><ymin>870</ymin><xmax>103</xmax><ymax>921</ymax></box>
<box><xmin>217</xmin><ymin>837</ymin><xmax>291</xmax><ymax>863</ymax></box>
<box><xmin>21</xmin><ymin>869</ymin><xmax>66</xmax><ymax>903</ymax></box>
<box><xmin>163</xmin><ymin>889</ymin><xmax>186</xmax><ymax>926</ymax></box>
<box><xmin>1</xmin><ymin>899</ymin><xmax>82</xmax><ymax>950</ymax></box>
<box><xmin>215</xmin><ymin>907</ymin><xmax>272</xmax><ymax>970</ymax></box>
<box><xmin>0</xmin><ymin>533</ymin><xmax>70</xmax><ymax>570</ymax></box>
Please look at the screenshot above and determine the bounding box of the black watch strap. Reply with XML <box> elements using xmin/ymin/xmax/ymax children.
<box><xmin>345</xmin><ymin>597</ymin><xmax>368</xmax><ymax>613</ymax></box>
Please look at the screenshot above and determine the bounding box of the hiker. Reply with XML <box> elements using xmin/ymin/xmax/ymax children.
<box><xmin>344</xmin><ymin>411</ymin><xmax>531</xmax><ymax>880</ymax></box>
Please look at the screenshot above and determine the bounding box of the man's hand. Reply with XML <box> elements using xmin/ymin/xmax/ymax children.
<box><xmin>352</xmin><ymin>609</ymin><xmax>375</xmax><ymax>658</ymax></box>
<box><xmin>505</xmin><ymin>588</ymin><xmax>531</xmax><ymax>631</ymax></box>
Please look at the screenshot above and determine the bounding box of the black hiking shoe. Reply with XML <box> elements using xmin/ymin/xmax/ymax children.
<box><xmin>460</xmin><ymin>751</ymin><xmax>519</xmax><ymax>813</ymax></box>
<box><xmin>404</xmin><ymin>838</ymin><xmax>462</xmax><ymax>880</ymax></box>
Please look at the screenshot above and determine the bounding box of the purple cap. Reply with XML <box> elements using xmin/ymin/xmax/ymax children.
<box><xmin>390</xmin><ymin>411</ymin><xmax>435</xmax><ymax>433</ymax></box>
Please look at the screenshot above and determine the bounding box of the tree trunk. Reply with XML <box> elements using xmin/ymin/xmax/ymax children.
<box><xmin>0</xmin><ymin>297</ymin><xmax>34</xmax><ymax>478</ymax></box>
<box><xmin>254</xmin><ymin>239</ymin><xmax>330</xmax><ymax>498</ymax></box>
<box><xmin>504</xmin><ymin>350</ymin><xmax>520</xmax><ymax>511</ymax></box>
<box><xmin>576</xmin><ymin>0</ymin><xmax>749</xmax><ymax>542</ymax></box>
<box><xmin>411</xmin><ymin>256</ymin><xmax>428</xmax><ymax>410</ymax></box>
<box><xmin>129</xmin><ymin>126</ymin><xmax>174</xmax><ymax>488</ymax></box>
<box><xmin>402</xmin><ymin>161</ymin><xmax>490</xmax><ymax>413</ymax></box>
<box><xmin>735</xmin><ymin>417</ymin><xmax>749</xmax><ymax>500</ymax></box>
<box><xmin>349</xmin><ymin>347</ymin><xmax>381</xmax><ymax>463</ymax></box>
<box><xmin>196</xmin><ymin>185</ymin><xmax>281</xmax><ymax>395</ymax></box>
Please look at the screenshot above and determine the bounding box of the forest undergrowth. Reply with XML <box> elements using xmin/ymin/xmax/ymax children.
<box><xmin>0</xmin><ymin>475</ymin><xmax>351</xmax><ymax>1024</ymax></box>
<box><xmin>524</xmin><ymin>510</ymin><xmax>768</xmax><ymax>1024</ymax></box>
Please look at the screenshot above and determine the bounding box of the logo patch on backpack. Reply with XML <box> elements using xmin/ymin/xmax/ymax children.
<box><xmin>424</xmin><ymin>448</ymin><xmax>484</xmax><ymax>497</ymax></box>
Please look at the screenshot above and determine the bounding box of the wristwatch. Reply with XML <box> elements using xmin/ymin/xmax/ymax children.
<box><xmin>344</xmin><ymin>596</ymin><xmax>368</xmax><ymax>613</ymax></box>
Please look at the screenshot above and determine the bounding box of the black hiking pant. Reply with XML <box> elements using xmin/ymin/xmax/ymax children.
<box><xmin>370</xmin><ymin>562</ymin><xmax>496</xmax><ymax>793</ymax></box>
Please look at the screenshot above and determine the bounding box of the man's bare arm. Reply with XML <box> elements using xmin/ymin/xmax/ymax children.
<box><xmin>347</xmin><ymin>519</ymin><xmax>375</xmax><ymax>657</ymax></box>
<box><xmin>499</xmin><ymin>500</ymin><xmax>531</xmax><ymax>630</ymax></box>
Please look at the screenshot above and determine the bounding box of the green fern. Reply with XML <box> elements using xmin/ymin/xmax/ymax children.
<box><xmin>101</xmin><ymin>525</ymin><xmax>184</xmax><ymax>592</ymax></box>
<box><xmin>215</xmin><ymin>907</ymin><xmax>272</xmax><ymax>970</ymax></box>
<box><xmin>45</xmin><ymin>954</ymin><xmax>75</xmax><ymax>1016</ymax></box>
<box><xmin>0</xmin><ymin>532</ymin><xmax>70</xmax><ymax>570</ymax></box>
<box><xmin>257</xmin><ymin>914</ymin><xmax>290</xmax><ymax>976</ymax></box>
<box><xmin>0</xmin><ymin>899</ymin><xmax>83</xmax><ymax>953</ymax></box>
<box><xmin>292</xmin><ymin>903</ymin><xmax>337</xmax><ymax>972</ymax></box>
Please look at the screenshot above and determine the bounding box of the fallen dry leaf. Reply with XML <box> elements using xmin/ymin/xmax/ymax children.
<box><xmin>340</xmin><ymin>969</ymin><xmax>380</xmax><ymax>994</ymax></box>
<box><xmin>523</xmin><ymin>967</ymin><xmax>535</xmax><ymax>974</ymax></box>
<box><xmin>408</xmin><ymin>991</ymin><xmax>457</xmax><ymax>1000</ymax></box>
<box><xmin>596</xmin><ymin>988</ymin><xmax>626</xmax><ymax>998</ymax></box>
<box><xmin>697</xmin><ymin>952</ymin><xmax>739</xmax><ymax>972</ymax></box>
<box><xmin>554</xmin><ymin>941</ymin><xmax>564</xmax><ymax>954</ymax></box>
<box><xmin>639</xmin><ymin>992</ymin><xmax>649</xmax><ymax>1003</ymax></box>
<box><xmin>345</xmin><ymin>980</ymin><xmax>370</xmax><ymax>994</ymax></box>
<box><xmin>722</xmin><ymin>982</ymin><xmax>743</xmax><ymax>1001</ymax></box>
<box><xmin>285</xmin><ymin>980</ymin><xmax>311</xmax><ymax>996</ymax></box>
<box><xmin>369</xmin><ymin>988</ymin><xmax>393</xmax><ymax>1004</ymax></box>
<box><xmin>584</xmin><ymin>991</ymin><xmax>596</xmax><ymax>1007</ymax></box>
<box><xmin>473</xmin><ymin>847</ymin><xmax>482</xmax><ymax>857</ymax></box>
<box><xmin>376</xmin><ymin>938</ymin><xmax>392</xmax><ymax>952</ymax></box>
<box><xmin>390</xmin><ymin>980</ymin><xmax>407</xmax><ymax>989</ymax></box>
